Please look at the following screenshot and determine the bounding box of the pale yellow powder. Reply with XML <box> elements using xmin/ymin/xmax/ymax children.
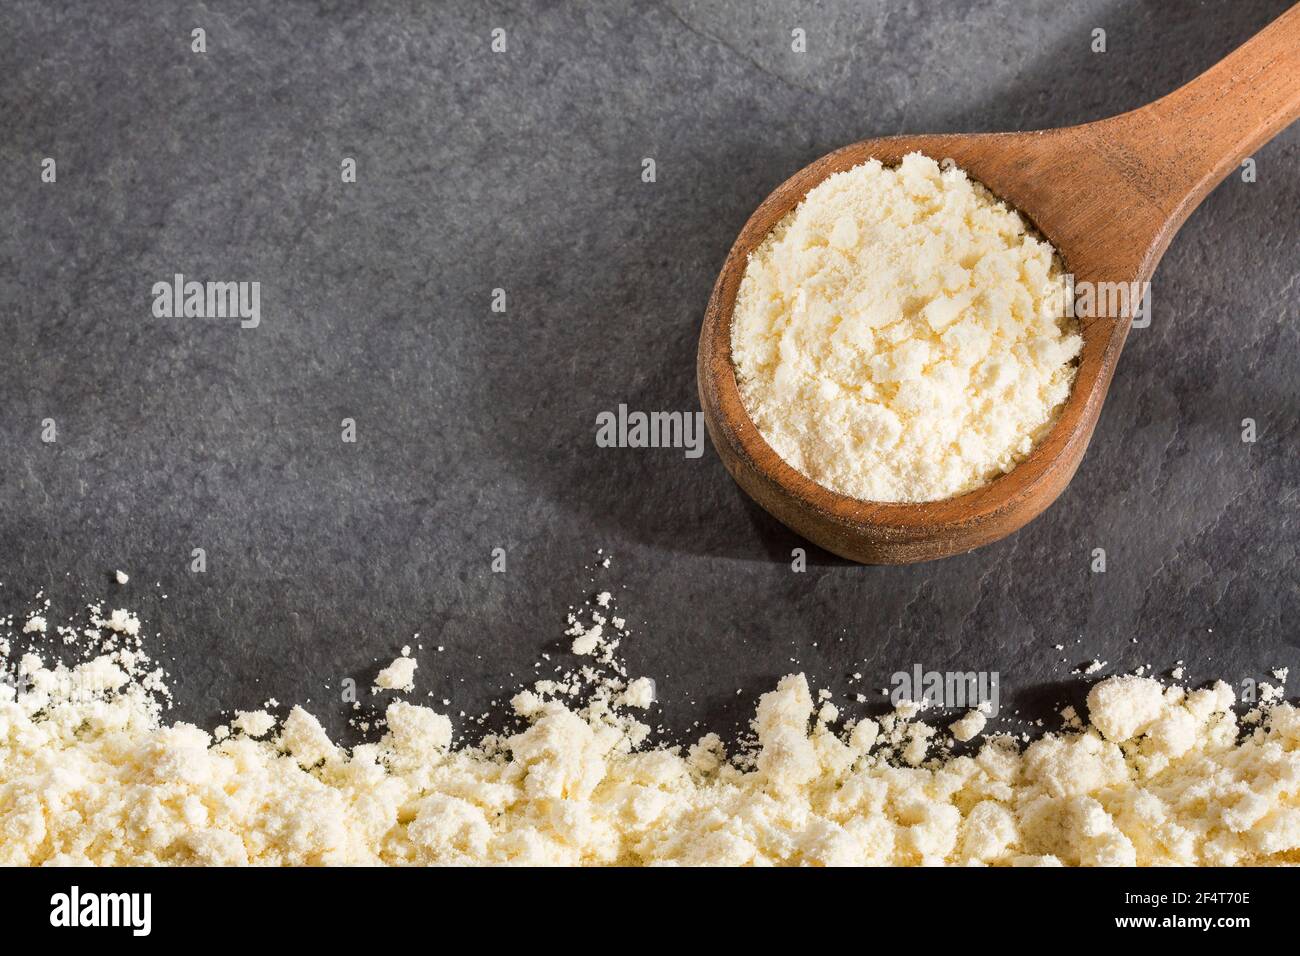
<box><xmin>231</xmin><ymin>709</ymin><xmax>276</xmax><ymax>738</ymax></box>
<box><xmin>375</xmin><ymin>652</ymin><xmax>418</xmax><ymax>693</ymax></box>
<box><xmin>620</xmin><ymin>677</ymin><xmax>655</xmax><ymax>709</ymax></box>
<box><xmin>2</xmin><ymin>637</ymin><xmax>1298</xmax><ymax>865</ymax></box>
<box><xmin>949</xmin><ymin>708</ymin><xmax>988</xmax><ymax>742</ymax></box>
<box><xmin>731</xmin><ymin>152</ymin><xmax>1082</xmax><ymax>502</ymax></box>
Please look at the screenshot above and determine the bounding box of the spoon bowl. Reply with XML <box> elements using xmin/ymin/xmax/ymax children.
<box><xmin>698</xmin><ymin>7</ymin><xmax>1300</xmax><ymax>564</ymax></box>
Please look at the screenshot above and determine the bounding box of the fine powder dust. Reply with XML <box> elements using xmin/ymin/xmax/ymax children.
<box><xmin>731</xmin><ymin>152</ymin><xmax>1082</xmax><ymax>503</ymax></box>
<box><xmin>2</xmin><ymin>588</ymin><xmax>1299</xmax><ymax>866</ymax></box>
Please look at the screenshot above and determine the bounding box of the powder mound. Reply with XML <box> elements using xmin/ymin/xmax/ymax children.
<box><xmin>731</xmin><ymin>152</ymin><xmax>1081</xmax><ymax>503</ymax></box>
<box><xmin>374</xmin><ymin>651</ymin><xmax>417</xmax><ymax>693</ymax></box>
<box><xmin>1086</xmin><ymin>674</ymin><xmax>1168</xmax><ymax>742</ymax></box>
<box><xmin>2</xmin><ymin>595</ymin><xmax>1298</xmax><ymax>866</ymax></box>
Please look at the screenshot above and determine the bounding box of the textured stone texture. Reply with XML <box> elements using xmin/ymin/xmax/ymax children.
<box><xmin>0</xmin><ymin>0</ymin><xmax>1295</xmax><ymax>741</ymax></box>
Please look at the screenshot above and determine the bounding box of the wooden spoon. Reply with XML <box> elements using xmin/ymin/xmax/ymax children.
<box><xmin>698</xmin><ymin>5</ymin><xmax>1300</xmax><ymax>564</ymax></box>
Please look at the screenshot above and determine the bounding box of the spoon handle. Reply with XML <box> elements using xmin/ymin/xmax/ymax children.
<box><xmin>1098</xmin><ymin>4</ymin><xmax>1300</xmax><ymax>264</ymax></box>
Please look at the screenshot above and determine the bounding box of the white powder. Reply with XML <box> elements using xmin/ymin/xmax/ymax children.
<box><xmin>620</xmin><ymin>677</ymin><xmax>655</xmax><ymax>708</ymax></box>
<box><xmin>231</xmin><ymin>709</ymin><xmax>276</xmax><ymax>738</ymax></box>
<box><xmin>570</xmin><ymin>624</ymin><xmax>603</xmax><ymax>656</ymax></box>
<box><xmin>731</xmin><ymin>153</ymin><xmax>1081</xmax><ymax>502</ymax></box>
<box><xmin>2</xmin><ymin>594</ymin><xmax>1298</xmax><ymax>866</ymax></box>
<box><xmin>949</xmin><ymin>708</ymin><xmax>988</xmax><ymax>742</ymax></box>
<box><xmin>375</xmin><ymin>651</ymin><xmax>418</xmax><ymax>693</ymax></box>
<box><xmin>510</xmin><ymin>689</ymin><xmax>544</xmax><ymax>718</ymax></box>
<box><xmin>100</xmin><ymin>608</ymin><xmax>140</xmax><ymax>636</ymax></box>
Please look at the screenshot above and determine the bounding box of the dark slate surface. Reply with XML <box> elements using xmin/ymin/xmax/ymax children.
<box><xmin>1</xmin><ymin>0</ymin><xmax>1296</xmax><ymax>743</ymax></box>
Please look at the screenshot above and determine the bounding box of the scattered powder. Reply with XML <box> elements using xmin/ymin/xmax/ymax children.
<box><xmin>374</xmin><ymin>649</ymin><xmax>418</xmax><ymax>693</ymax></box>
<box><xmin>1</xmin><ymin>589</ymin><xmax>1298</xmax><ymax>866</ymax></box>
<box><xmin>231</xmin><ymin>709</ymin><xmax>276</xmax><ymax>738</ymax></box>
<box><xmin>510</xmin><ymin>689</ymin><xmax>544</xmax><ymax>718</ymax></box>
<box><xmin>731</xmin><ymin>152</ymin><xmax>1081</xmax><ymax>502</ymax></box>
<box><xmin>620</xmin><ymin>676</ymin><xmax>656</xmax><ymax>709</ymax></box>
<box><xmin>100</xmin><ymin>608</ymin><xmax>140</xmax><ymax>636</ymax></box>
<box><xmin>949</xmin><ymin>708</ymin><xmax>988</xmax><ymax>742</ymax></box>
<box><xmin>571</xmin><ymin>629</ymin><xmax>601</xmax><ymax>656</ymax></box>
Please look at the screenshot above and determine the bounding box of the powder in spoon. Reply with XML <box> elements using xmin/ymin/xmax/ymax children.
<box><xmin>731</xmin><ymin>152</ymin><xmax>1082</xmax><ymax>503</ymax></box>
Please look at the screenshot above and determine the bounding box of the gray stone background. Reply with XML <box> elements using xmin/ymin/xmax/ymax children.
<box><xmin>1</xmin><ymin>0</ymin><xmax>1296</xmax><ymax>742</ymax></box>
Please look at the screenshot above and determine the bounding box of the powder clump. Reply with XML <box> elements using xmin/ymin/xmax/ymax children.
<box><xmin>374</xmin><ymin>649</ymin><xmax>417</xmax><ymax>693</ymax></box>
<box><xmin>731</xmin><ymin>152</ymin><xmax>1081</xmax><ymax>502</ymax></box>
